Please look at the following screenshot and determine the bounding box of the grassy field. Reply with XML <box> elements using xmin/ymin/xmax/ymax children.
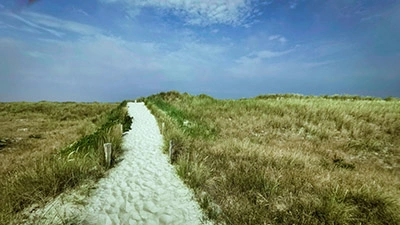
<box><xmin>0</xmin><ymin>101</ymin><xmax>131</xmax><ymax>224</ymax></box>
<box><xmin>144</xmin><ymin>91</ymin><xmax>400</xmax><ymax>225</ymax></box>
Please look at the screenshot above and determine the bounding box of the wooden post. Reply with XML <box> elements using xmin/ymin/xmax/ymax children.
<box><xmin>161</xmin><ymin>122</ymin><xmax>165</xmax><ymax>135</ymax></box>
<box><xmin>118</xmin><ymin>124</ymin><xmax>123</xmax><ymax>135</ymax></box>
<box><xmin>104</xmin><ymin>143</ymin><xmax>112</xmax><ymax>168</ymax></box>
<box><xmin>168</xmin><ymin>140</ymin><xmax>173</xmax><ymax>163</ymax></box>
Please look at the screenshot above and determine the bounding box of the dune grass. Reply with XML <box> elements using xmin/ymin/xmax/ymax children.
<box><xmin>144</xmin><ymin>91</ymin><xmax>400</xmax><ymax>225</ymax></box>
<box><xmin>0</xmin><ymin>101</ymin><xmax>131</xmax><ymax>224</ymax></box>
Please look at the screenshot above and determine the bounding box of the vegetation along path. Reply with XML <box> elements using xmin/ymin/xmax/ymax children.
<box><xmin>84</xmin><ymin>102</ymin><xmax>207</xmax><ymax>224</ymax></box>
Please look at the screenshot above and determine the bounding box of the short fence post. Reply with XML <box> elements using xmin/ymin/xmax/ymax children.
<box><xmin>118</xmin><ymin>124</ymin><xmax>123</xmax><ymax>135</ymax></box>
<box><xmin>168</xmin><ymin>140</ymin><xmax>173</xmax><ymax>163</ymax></box>
<box><xmin>161</xmin><ymin>122</ymin><xmax>165</xmax><ymax>135</ymax></box>
<box><xmin>104</xmin><ymin>143</ymin><xmax>112</xmax><ymax>168</ymax></box>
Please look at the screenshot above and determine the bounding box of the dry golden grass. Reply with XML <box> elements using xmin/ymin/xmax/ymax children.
<box><xmin>145</xmin><ymin>91</ymin><xmax>400</xmax><ymax>225</ymax></box>
<box><xmin>0</xmin><ymin>101</ymin><xmax>129</xmax><ymax>224</ymax></box>
<box><xmin>0</xmin><ymin>102</ymin><xmax>117</xmax><ymax>176</ymax></box>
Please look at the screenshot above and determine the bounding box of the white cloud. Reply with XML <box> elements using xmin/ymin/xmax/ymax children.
<box><xmin>101</xmin><ymin>0</ymin><xmax>254</xmax><ymax>26</ymax></box>
<box><xmin>26</xmin><ymin>51</ymin><xmax>50</xmax><ymax>59</ymax></box>
<box><xmin>302</xmin><ymin>60</ymin><xmax>336</xmax><ymax>68</ymax></box>
<box><xmin>5</xmin><ymin>12</ymin><xmax>65</xmax><ymax>37</ymax></box>
<box><xmin>24</xmin><ymin>12</ymin><xmax>101</xmax><ymax>35</ymax></box>
<box><xmin>1</xmin><ymin>11</ymin><xmax>101</xmax><ymax>37</ymax></box>
<box><xmin>72</xmin><ymin>8</ymin><xmax>89</xmax><ymax>17</ymax></box>
<box><xmin>237</xmin><ymin>49</ymin><xmax>292</xmax><ymax>64</ymax></box>
<box><xmin>269</xmin><ymin>35</ymin><xmax>287</xmax><ymax>43</ymax></box>
<box><xmin>126</xmin><ymin>8</ymin><xmax>141</xmax><ymax>19</ymax></box>
<box><xmin>261</xmin><ymin>1</ymin><xmax>274</xmax><ymax>6</ymax></box>
<box><xmin>228</xmin><ymin>49</ymin><xmax>294</xmax><ymax>78</ymax></box>
<box><xmin>0</xmin><ymin>20</ymin><xmax>44</xmax><ymax>34</ymax></box>
<box><xmin>0</xmin><ymin>33</ymin><xmax>228</xmax><ymax>99</ymax></box>
<box><xmin>268</xmin><ymin>35</ymin><xmax>279</xmax><ymax>40</ymax></box>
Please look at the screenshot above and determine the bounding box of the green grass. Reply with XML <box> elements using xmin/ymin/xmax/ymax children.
<box><xmin>0</xmin><ymin>101</ymin><xmax>132</xmax><ymax>224</ymax></box>
<box><xmin>145</xmin><ymin>91</ymin><xmax>400</xmax><ymax>225</ymax></box>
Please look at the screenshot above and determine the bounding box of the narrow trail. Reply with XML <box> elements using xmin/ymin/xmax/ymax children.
<box><xmin>84</xmin><ymin>102</ymin><xmax>206</xmax><ymax>225</ymax></box>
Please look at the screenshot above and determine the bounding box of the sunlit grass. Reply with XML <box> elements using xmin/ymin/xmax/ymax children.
<box><xmin>0</xmin><ymin>101</ymin><xmax>131</xmax><ymax>224</ymax></box>
<box><xmin>0</xmin><ymin>102</ymin><xmax>116</xmax><ymax>175</ymax></box>
<box><xmin>146</xmin><ymin>91</ymin><xmax>400</xmax><ymax>225</ymax></box>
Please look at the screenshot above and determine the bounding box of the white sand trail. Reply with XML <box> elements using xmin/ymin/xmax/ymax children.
<box><xmin>84</xmin><ymin>102</ymin><xmax>206</xmax><ymax>225</ymax></box>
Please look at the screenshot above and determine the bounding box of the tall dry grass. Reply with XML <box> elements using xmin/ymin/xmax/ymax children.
<box><xmin>0</xmin><ymin>102</ymin><xmax>115</xmax><ymax>175</ymax></box>
<box><xmin>0</xmin><ymin>101</ymin><xmax>131</xmax><ymax>224</ymax></box>
<box><xmin>146</xmin><ymin>91</ymin><xmax>400</xmax><ymax>225</ymax></box>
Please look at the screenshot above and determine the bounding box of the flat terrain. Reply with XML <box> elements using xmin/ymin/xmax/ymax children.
<box><xmin>146</xmin><ymin>92</ymin><xmax>400</xmax><ymax>224</ymax></box>
<box><xmin>0</xmin><ymin>102</ymin><xmax>117</xmax><ymax>175</ymax></box>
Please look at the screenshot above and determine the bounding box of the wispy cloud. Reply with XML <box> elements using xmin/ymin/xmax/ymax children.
<box><xmin>26</xmin><ymin>50</ymin><xmax>50</xmax><ymax>59</ymax></box>
<box><xmin>237</xmin><ymin>49</ymin><xmax>293</xmax><ymax>63</ymax></box>
<box><xmin>72</xmin><ymin>7</ymin><xmax>89</xmax><ymax>17</ymax></box>
<box><xmin>24</xmin><ymin>12</ymin><xmax>101</xmax><ymax>35</ymax></box>
<box><xmin>211</xmin><ymin>29</ymin><xmax>219</xmax><ymax>33</ymax></box>
<box><xmin>0</xmin><ymin>32</ymin><xmax>228</xmax><ymax>100</ymax></box>
<box><xmin>261</xmin><ymin>1</ymin><xmax>274</xmax><ymax>6</ymax></box>
<box><xmin>257</xmin><ymin>49</ymin><xmax>291</xmax><ymax>58</ymax></box>
<box><xmin>269</xmin><ymin>35</ymin><xmax>287</xmax><ymax>43</ymax></box>
<box><xmin>101</xmin><ymin>0</ymin><xmax>255</xmax><ymax>26</ymax></box>
<box><xmin>4</xmin><ymin>12</ymin><xmax>65</xmax><ymax>37</ymax></box>
<box><xmin>229</xmin><ymin>49</ymin><xmax>294</xmax><ymax>78</ymax></box>
<box><xmin>301</xmin><ymin>60</ymin><xmax>336</xmax><ymax>68</ymax></box>
<box><xmin>2</xmin><ymin>0</ymin><xmax>399</xmax><ymax>100</ymax></box>
<box><xmin>1</xmin><ymin>11</ymin><xmax>101</xmax><ymax>37</ymax></box>
<box><xmin>360</xmin><ymin>13</ymin><xmax>383</xmax><ymax>22</ymax></box>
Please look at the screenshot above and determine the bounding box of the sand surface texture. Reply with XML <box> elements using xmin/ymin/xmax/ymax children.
<box><xmin>84</xmin><ymin>102</ymin><xmax>206</xmax><ymax>225</ymax></box>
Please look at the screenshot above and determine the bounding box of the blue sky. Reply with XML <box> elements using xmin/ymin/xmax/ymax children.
<box><xmin>0</xmin><ymin>0</ymin><xmax>399</xmax><ymax>101</ymax></box>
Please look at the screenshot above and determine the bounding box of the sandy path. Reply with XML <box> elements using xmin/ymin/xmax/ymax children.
<box><xmin>84</xmin><ymin>102</ymin><xmax>206</xmax><ymax>225</ymax></box>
